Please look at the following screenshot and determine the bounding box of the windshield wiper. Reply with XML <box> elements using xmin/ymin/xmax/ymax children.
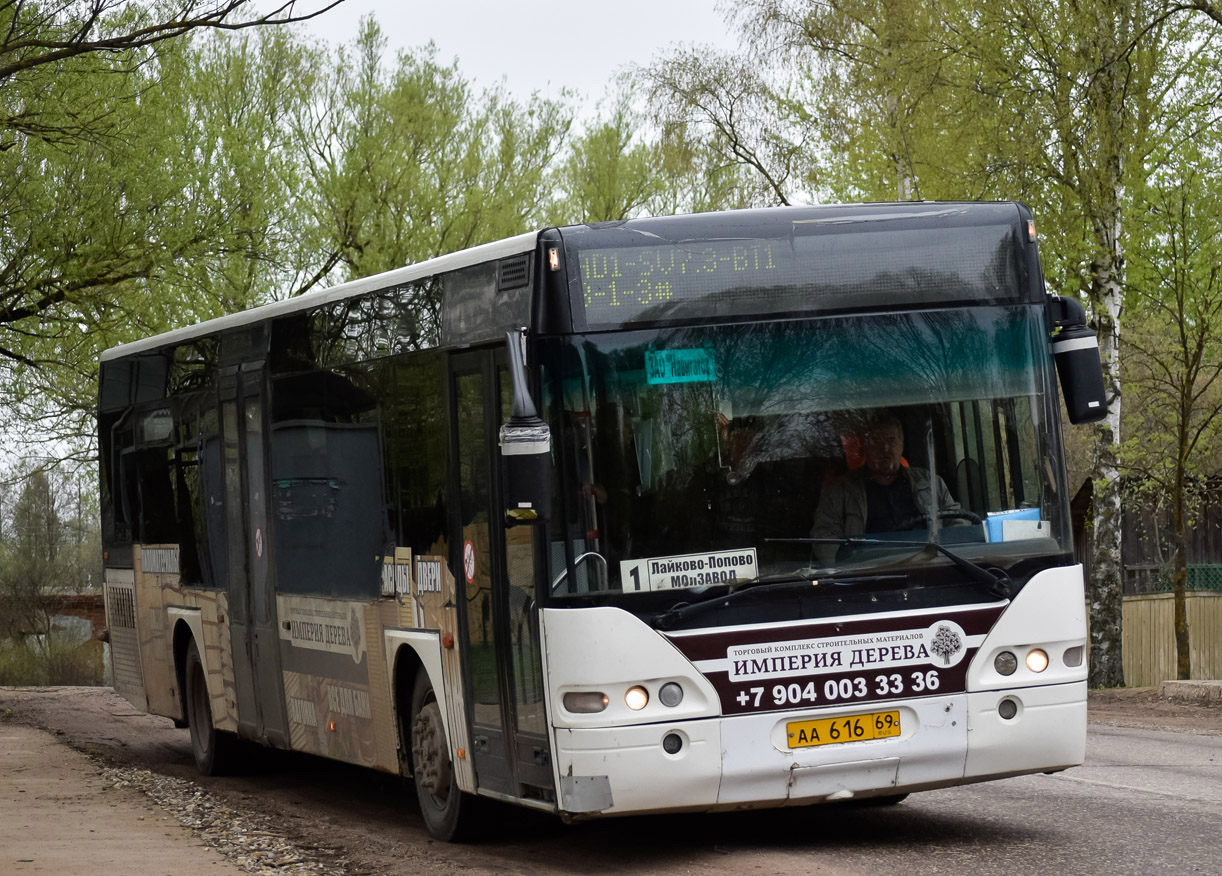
<box><xmin>650</xmin><ymin>570</ymin><xmax>908</xmax><ymax>630</ymax></box>
<box><xmin>771</xmin><ymin>537</ymin><xmax>1013</xmax><ymax>601</ymax></box>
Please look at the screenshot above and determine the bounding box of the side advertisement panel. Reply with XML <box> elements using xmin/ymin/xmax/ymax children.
<box><xmin>276</xmin><ymin>550</ymin><xmax>459</xmax><ymax>777</ymax></box>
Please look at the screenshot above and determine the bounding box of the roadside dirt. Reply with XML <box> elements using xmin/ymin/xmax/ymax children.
<box><xmin>1</xmin><ymin>685</ymin><xmax>1218</xmax><ymax>876</ymax></box>
<box><xmin>0</xmin><ymin>721</ymin><xmax>251</xmax><ymax>876</ymax></box>
<box><xmin>1085</xmin><ymin>686</ymin><xmax>1222</xmax><ymax>735</ymax></box>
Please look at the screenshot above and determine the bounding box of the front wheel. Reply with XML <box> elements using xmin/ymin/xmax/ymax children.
<box><xmin>183</xmin><ymin>638</ymin><xmax>236</xmax><ymax>775</ymax></box>
<box><xmin>409</xmin><ymin>666</ymin><xmax>479</xmax><ymax>841</ymax></box>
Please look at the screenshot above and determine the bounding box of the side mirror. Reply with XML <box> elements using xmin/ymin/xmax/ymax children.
<box><xmin>501</xmin><ymin>421</ymin><xmax>551</xmax><ymax>525</ymax></box>
<box><xmin>1048</xmin><ymin>296</ymin><xmax>1108</xmax><ymax>424</ymax></box>
<box><xmin>500</xmin><ymin>330</ymin><xmax>552</xmax><ymax>525</ymax></box>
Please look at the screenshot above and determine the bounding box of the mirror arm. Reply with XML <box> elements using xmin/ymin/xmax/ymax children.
<box><xmin>506</xmin><ymin>328</ymin><xmax>540</xmax><ymax>424</ymax></box>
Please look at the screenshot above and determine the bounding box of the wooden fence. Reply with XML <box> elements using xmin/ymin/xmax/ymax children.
<box><xmin>1122</xmin><ymin>592</ymin><xmax>1222</xmax><ymax>687</ymax></box>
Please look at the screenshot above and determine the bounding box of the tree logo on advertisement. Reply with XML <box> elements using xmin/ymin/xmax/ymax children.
<box><xmin>926</xmin><ymin>620</ymin><xmax>967</xmax><ymax>666</ymax></box>
<box><xmin>463</xmin><ymin>541</ymin><xmax>476</xmax><ymax>583</ymax></box>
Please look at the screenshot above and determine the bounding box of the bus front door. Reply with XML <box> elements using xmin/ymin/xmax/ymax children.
<box><xmin>219</xmin><ymin>363</ymin><xmax>289</xmax><ymax>748</ymax></box>
<box><xmin>450</xmin><ymin>349</ymin><xmax>553</xmax><ymax>802</ymax></box>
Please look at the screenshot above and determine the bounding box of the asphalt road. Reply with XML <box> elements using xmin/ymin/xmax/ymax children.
<box><xmin>547</xmin><ymin>722</ymin><xmax>1222</xmax><ymax>876</ymax></box>
<box><xmin>804</xmin><ymin>725</ymin><xmax>1222</xmax><ymax>875</ymax></box>
<box><xmin>1</xmin><ymin>688</ymin><xmax>1219</xmax><ymax>876</ymax></box>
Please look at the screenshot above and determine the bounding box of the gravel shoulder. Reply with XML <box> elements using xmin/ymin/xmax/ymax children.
<box><xmin>1</xmin><ymin>685</ymin><xmax>1218</xmax><ymax>876</ymax></box>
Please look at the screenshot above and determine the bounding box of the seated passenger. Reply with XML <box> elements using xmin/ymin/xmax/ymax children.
<box><xmin>810</xmin><ymin>411</ymin><xmax>961</xmax><ymax>564</ymax></box>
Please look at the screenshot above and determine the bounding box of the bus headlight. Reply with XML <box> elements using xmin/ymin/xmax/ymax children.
<box><xmin>563</xmin><ymin>691</ymin><xmax>609</xmax><ymax>713</ymax></box>
<box><xmin>1025</xmin><ymin>649</ymin><xmax>1050</xmax><ymax>673</ymax></box>
<box><xmin>625</xmin><ymin>685</ymin><xmax>649</xmax><ymax>710</ymax></box>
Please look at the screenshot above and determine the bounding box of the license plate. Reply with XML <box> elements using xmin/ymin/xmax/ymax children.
<box><xmin>786</xmin><ymin>710</ymin><xmax>901</xmax><ymax>749</ymax></box>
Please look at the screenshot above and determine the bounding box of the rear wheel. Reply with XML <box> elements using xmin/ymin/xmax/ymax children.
<box><xmin>409</xmin><ymin>666</ymin><xmax>478</xmax><ymax>841</ymax></box>
<box><xmin>184</xmin><ymin>639</ymin><xmax>236</xmax><ymax>775</ymax></box>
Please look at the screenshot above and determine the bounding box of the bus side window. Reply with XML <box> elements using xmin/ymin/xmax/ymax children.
<box><xmin>110</xmin><ymin>404</ymin><xmax>178</xmax><ymax>550</ymax></box>
<box><xmin>166</xmin><ymin>343</ymin><xmax>220</xmax><ymax>586</ymax></box>
<box><xmin>385</xmin><ymin>350</ymin><xmax>449</xmax><ymax>558</ymax></box>
<box><xmin>270</xmin><ymin>367</ymin><xmax>386</xmax><ymax>600</ymax></box>
<box><xmin>137</xmin><ymin>446</ymin><xmax>177</xmax><ymax>545</ymax></box>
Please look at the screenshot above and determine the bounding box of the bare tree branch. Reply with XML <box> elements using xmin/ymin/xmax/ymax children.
<box><xmin>0</xmin><ymin>0</ymin><xmax>345</xmax><ymax>81</ymax></box>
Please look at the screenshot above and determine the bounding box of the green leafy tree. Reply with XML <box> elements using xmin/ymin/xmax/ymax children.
<box><xmin>553</xmin><ymin>93</ymin><xmax>662</xmax><ymax>223</ymax></box>
<box><xmin>0</xmin><ymin>1</ymin><xmax>338</xmax><ymax>84</ymax></box>
<box><xmin>0</xmin><ymin>469</ymin><xmax>62</xmax><ymax>641</ymax></box>
<box><xmin>2</xmin><ymin>18</ymin><xmax>337</xmax><ymax>459</ymax></box>
<box><xmin>0</xmin><ymin>465</ymin><xmax>104</xmax><ymax>683</ymax></box>
<box><xmin>952</xmin><ymin>0</ymin><xmax>1222</xmax><ymax>687</ymax></box>
<box><xmin>729</xmin><ymin>0</ymin><xmax>1001</xmax><ymax>202</ymax></box>
<box><xmin>644</xmin><ymin>44</ymin><xmax>815</xmax><ymax>206</ymax></box>
<box><xmin>2</xmin><ymin>31</ymin><xmax>320</xmax><ymax>459</ymax></box>
<box><xmin>0</xmin><ymin>0</ymin><xmax>342</xmax><ymax>338</ymax></box>
<box><xmin>655</xmin><ymin>0</ymin><xmax>1222</xmax><ymax>686</ymax></box>
<box><xmin>550</xmin><ymin>84</ymin><xmax>754</xmax><ymax>224</ymax></box>
<box><xmin>290</xmin><ymin>18</ymin><xmax>573</xmax><ymax>285</ymax></box>
<box><xmin>1123</xmin><ymin>141</ymin><xmax>1222</xmax><ymax>680</ymax></box>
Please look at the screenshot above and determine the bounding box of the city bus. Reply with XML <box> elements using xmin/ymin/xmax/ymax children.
<box><xmin>98</xmin><ymin>202</ymin><xmax>1107</xmax><ymax>841</ymax></box>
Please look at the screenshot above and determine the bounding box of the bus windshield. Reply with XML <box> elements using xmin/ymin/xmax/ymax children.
<box><xmin>541</xmin><ymin>304</ymin><xmax>1070</xmax><ymax>601</ymax></box>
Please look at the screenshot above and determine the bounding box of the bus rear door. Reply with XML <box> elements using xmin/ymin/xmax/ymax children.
<box><xmin>219</xmin><ymin>362</ymin><xmax>289</xmax><ymax>747</ymax></box>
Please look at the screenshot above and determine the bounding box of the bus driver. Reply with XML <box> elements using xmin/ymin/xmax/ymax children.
<box><xmin>810</xmin><ymin>411</ymin><xmax>961</xmax><ymax>564</ymax></box>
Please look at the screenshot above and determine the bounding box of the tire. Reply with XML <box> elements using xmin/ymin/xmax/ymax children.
<box><xmin>409</xmin><ymin>666</ymin><xmax>478</xmax><ymax>841</ymax></box>
<box><xmin>183</xmin><ymin>638</ymin><xmax>236</xmax><ymax>776</ymax></box>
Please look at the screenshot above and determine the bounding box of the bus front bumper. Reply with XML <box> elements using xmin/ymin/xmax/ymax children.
<box><xmin>552</xmin><ymin>681</ymin><xmax>1086</xmax><ymax>817</ymax></box>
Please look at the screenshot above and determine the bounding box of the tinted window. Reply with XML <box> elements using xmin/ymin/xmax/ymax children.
<box><xmin>269</xmin><ymin>365</ymin><xmax>387</xmax><ymax>598</ymax></box>
<box><xmin>541</xmin><ymin>305</ymin><xmax>1067</xmax><ymax>595</ymax></box>
<box><xmin>383</xmin><ymin>351</ymin><xmax>449</xmax><ymax>557</ymax></box>
<box><xmin>169</xmin><ymin>339</ymin><xmax>217</xmax><ymax>395</ymax></box>
<box><xmin>171</xmin><ymin>393</ymin><xmax>222</xmax><ymax>588</ymax></box>
<box><xmin>131</xmin><ymin>405</ymin><xmax>178</xmax><ymax>542</ymax></box>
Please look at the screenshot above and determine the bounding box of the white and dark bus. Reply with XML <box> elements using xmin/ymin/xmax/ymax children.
<box><xmin>99</xmin><ymin>203</ymin><xmax>1107</xmax><ymax>840</ymax></box>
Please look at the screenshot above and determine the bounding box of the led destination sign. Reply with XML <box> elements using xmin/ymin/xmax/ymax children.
<box><xmin>580</xmin><ymin>240</ymin><xmax>783</xmax><ymax>323</ymax></box>
<box><xmin>574</xmin><ymin>223</ymin><xmax>1023</xmax><ymax>327</ymax></box>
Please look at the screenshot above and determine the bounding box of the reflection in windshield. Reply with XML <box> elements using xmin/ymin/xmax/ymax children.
<box><xmin>541</xmin><ymin>306</ymin><xmax>1068</xmax><ymax>597</ymax></box>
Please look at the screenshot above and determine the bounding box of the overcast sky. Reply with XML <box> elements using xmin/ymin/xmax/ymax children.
<box><xmin>292</xmin><ymin>0</ymin><xmax>740</xmax><ymax>104</ymax></box>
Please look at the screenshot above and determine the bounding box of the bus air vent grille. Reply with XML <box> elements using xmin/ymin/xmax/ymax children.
<box><xmin>498</xmin><ymin>255</ymin><xmax>531</xmax><ymax>292</ymax></box>
<box><xmin>107</xmin><ymin>584</ymin><xmax>137</xmax><ymax>629</ymax></box>
<box><xmin>104</xmin><ymin>580</ymin><xmax>147</xmax><ymax>704</ymax></box>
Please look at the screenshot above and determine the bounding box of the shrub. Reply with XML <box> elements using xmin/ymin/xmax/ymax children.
<box><xmin>0</xmin><ymin>634</ymin><xmax>105</xmax><ymax>686</ymax></box>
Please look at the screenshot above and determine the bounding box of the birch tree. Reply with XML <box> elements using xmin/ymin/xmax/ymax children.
<box><xmin>1124</xmin><ymin>139</ymin><xmax>1222</xmax><ymax>680</ymax></box>
<box><xmin>656</xmin><ymin>0</ymin><xmax>1222</xmax><ymax>686</ymax></box>
<box><xmin>959</xmin><ymin>0</ymin><xmax>1222</xmax><ymax>687</ymax></box>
